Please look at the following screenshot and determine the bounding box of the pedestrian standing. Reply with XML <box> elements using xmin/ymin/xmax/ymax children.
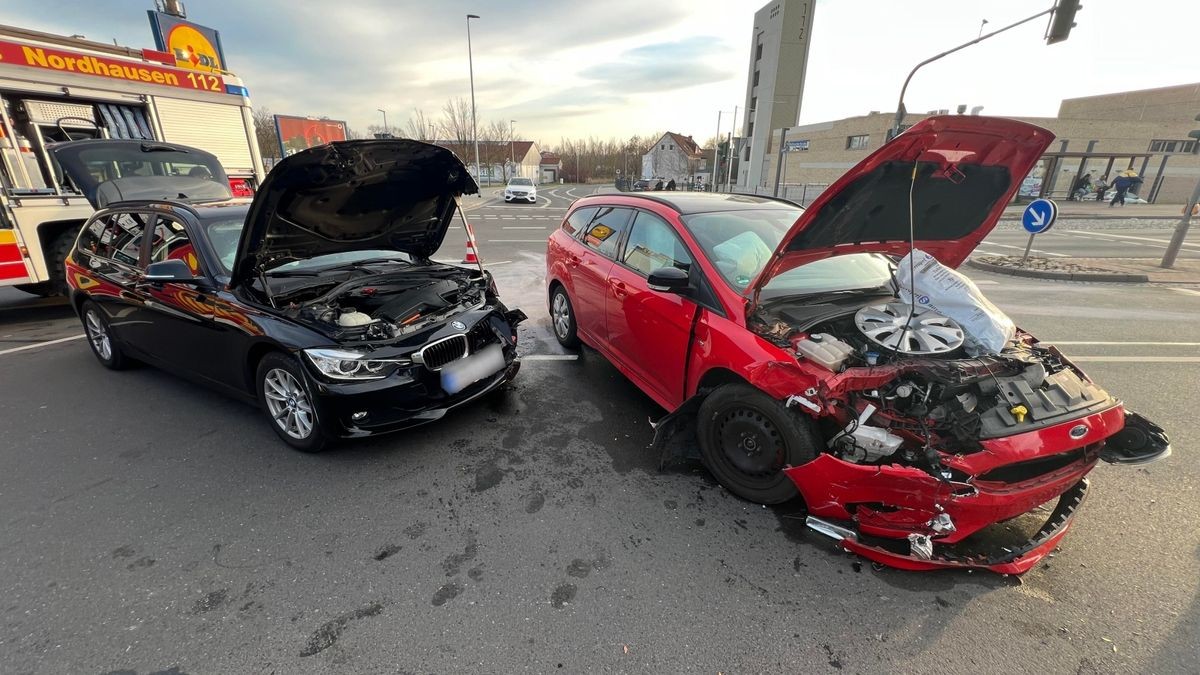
<box><xmin>666</xmin><ymin>178</ymin><xmax>677</xmax><ymax>191</ymax></box>
<box><xmin>1110</xmin><ymin>174</ymin><xmax>1131</xmax><ymax>207</ymax></box>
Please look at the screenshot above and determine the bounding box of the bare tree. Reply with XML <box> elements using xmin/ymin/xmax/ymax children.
<box><xmin>440</xmin><ymin>97</ymin><xmax>474</xmax><ymax>147</ymax></box>
<box><xmin>252</xmin><ymin>107</ymin><xmax>282</xmax><ymax>160</ymax></box>
<box><xmin>405</xmin><ymin>108</ymin><xmax>438</xmax><ymax>141</ymax></box>
<box><xmin>481</xmin><ymin>119</ymin><xmax>515</xmax><ymax>180</ymax></box>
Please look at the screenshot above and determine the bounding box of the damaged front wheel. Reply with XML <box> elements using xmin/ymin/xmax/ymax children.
<box><xmin>697</xmin><ymin>383</ymin><xmax>819</xmax><ymax>504</ymax></box>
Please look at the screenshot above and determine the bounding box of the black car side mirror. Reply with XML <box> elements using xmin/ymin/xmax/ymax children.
<box><xmin>647</xmin><ymin>266</ymin><xmax>690</xmax><ymax>294</ymax></box>
<box><xmin>143</xmin><ymin>259</ymin><xmax>203</xmax><ymax>285</ymax></box>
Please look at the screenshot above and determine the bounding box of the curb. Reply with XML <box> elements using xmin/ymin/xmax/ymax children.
<box><xmin>965</xmin><ymin>258</ymin><xmax>1150</xmax><ymax>283</ymax></box>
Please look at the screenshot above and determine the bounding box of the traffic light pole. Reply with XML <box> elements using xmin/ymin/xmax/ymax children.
<box><xmin>1161</xmin><ymin>178</ymin><xmax>1200</xmax><ymax>268</ymax></box>
<box><xmin>889</xmin><ymin>5</ymin><xmax>1058</xmax><ymax>140</ymax></box>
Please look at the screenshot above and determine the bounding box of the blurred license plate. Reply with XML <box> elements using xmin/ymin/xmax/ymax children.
<box><xmin>440</xmin><ymin>344</ymin><xmax>505</xmax><ymax>394</ymax></box>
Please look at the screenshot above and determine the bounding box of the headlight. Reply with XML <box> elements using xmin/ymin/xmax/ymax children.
<box><xmin>304</xmin><ymin>348</ymin><xmax>410</xmax><ymax>380</ymax></box>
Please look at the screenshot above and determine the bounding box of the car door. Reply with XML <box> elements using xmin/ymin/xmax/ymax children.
<box><xmin>132</xmin><ymin>213</ymin><xmax>223</xmax><ymax>380</ymax></box>
<box><xmin>73</xmin><ymin>210</ymin><xmax>156</xmax><ymax>357</ymax></box>
<box><xmin>604</xmin><ymin>209</ymin><xmax>699</xmax><ymax>408</ymax></box>
<box><xmin>572</xmin><ymin>206</ymin><xmax>633</xmax><ymax>343</ymax></box>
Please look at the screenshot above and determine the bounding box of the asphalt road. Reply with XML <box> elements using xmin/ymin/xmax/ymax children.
<box><xmin>1</xmin><ymin>187</ymin><xmax>1198</xmax><ymax>673</ymax></box>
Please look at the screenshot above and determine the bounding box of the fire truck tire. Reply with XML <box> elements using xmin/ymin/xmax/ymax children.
<box><xmin>46</xmin><ymin>226</ymin><xmax>81</xmax><ymax>296</ymax></box>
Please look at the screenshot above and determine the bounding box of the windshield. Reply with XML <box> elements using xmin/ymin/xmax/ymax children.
<box><xmin>681</xmin><ymin>207</ymin><xmax>894</xmax><ymax>297</ymax></box>
<box><xmin>201</xmin><ymin>216</ymin><xmax>412</xmax><ymax>275</ymax></box>
<box><xmin>508</xmin><ymin>178</ymin><xmax>533</xmax><ymax>186</ymax></box>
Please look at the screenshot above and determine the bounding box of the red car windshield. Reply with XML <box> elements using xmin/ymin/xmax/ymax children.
<box><xmin>682</xmin><ymin>208</ymin><xmax>893</xmax><ymax>297</ymax></box>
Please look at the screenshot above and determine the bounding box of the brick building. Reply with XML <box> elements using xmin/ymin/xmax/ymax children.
<box><xmin>758</xmin><ymin>82</ymin><xmax>1200</xmax><ymax>203</ymax></box>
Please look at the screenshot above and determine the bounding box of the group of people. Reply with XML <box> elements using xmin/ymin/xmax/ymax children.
<box><xmin>652</xmin><ymin>178</ymin><xmax>677</xmax><ymax>191</ymax></box>
<box><xmin>1068</xmin><ymin>170</ymin><xmax>1144</xmax><ymax>207</ymax></box>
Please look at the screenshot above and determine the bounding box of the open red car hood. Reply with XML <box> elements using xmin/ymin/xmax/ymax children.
<box><xmin>751</xmin><ymin>116</ymin><xmax>1053</xmax><ymax>299</ymax></box>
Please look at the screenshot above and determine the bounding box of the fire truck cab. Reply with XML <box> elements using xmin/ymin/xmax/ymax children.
<box><xmin>0</xmin><ymin>23</ymin><xmax>264</xmax><ymax>296</ymax></box>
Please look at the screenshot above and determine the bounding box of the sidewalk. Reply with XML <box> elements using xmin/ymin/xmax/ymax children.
<box><xmin>968</xmin><ymin>255</ymin><xmax>1200</xmax><ymax>284</ymax></box>
<box><xmin>1000</xmin><ymin>201</ymin><xmax>1188</xmax><ymax>221</ymax></box>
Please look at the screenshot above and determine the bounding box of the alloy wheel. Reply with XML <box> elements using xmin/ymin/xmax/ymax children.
<box><xmin>552</xmin><ymin>292</ymin><xmax>570</xmax><ymax>339</ymax></box>
<box><xmin>263</xmin><ymin>368</ymin><xmax>314</xmax><ymax>439</ymax></box>
<box><xmin>84</xmin><ymin>309</ymin><xmax>112</xmax><ymax>361</ymax></box>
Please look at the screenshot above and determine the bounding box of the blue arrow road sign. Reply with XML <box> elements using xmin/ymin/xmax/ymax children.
<box><xmin>1022</xmin><ymin>198</ymin><xmax>1058</xmax><ymax>234</ymax></box>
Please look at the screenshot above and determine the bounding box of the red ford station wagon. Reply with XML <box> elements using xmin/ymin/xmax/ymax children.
<box><xmin>544</xmin><ymin>115</ymin><xmax>1170</xmax><ymax>573</ymax></box>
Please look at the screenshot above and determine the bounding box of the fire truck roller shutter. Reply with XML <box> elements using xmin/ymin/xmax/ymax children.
<box><xmin>152</xmin><ymin>98</ymin><xmax>254</xmax><ymax>176</ymax></box>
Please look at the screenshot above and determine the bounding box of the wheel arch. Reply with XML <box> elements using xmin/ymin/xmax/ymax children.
<box><xmin>245</xmin><ymin>341</ymin><xmax>292</xmax><ymax>396</ymax></box>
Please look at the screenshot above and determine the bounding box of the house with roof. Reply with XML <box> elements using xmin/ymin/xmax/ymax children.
<box><xmin>434</xmin><ymin>140</ymin><xmax>542</xmax><ymax>185</ymax></box>
<box><xmin>640</xmin><ymin>132</ymin><xmax>707</xmax><ymax>184</ymax></box>
<box><xmin>539</xmin><ymin>152</ymin><xmax>563</xmax><ymax>183</ymax></box>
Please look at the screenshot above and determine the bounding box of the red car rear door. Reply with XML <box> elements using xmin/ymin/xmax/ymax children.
<box><xmin>572</xmin><ymin>207</ymin><xmax>633</xmax><ymax>343</ymax></box>
<box><xmin>603</xmin><ymin>209</ymin><xmax>697</xmax><ymax>409</ymax></box>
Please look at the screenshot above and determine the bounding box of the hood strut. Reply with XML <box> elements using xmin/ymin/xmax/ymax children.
<box><xmin>259</xmin><ymin>267</ymin><xmax>277</xmax><ymax>308</ymax></box>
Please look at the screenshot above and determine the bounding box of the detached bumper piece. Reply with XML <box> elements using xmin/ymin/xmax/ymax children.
<box><xmin>1099</xmin><ymin>411</ymin><xmax>1172</xmax><ymax>466</ymax></box>
<box><xmin>806</xmin><ymin>479</ymin><xmax>1089</xmax><ymax>575</ymax></box>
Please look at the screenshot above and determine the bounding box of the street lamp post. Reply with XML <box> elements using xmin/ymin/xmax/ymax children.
<box><xmin>376</xmin><ymin>108</ymin><xmax>387</xmax><ymax>137</ymax></box>
<box><xmin>466</xmin><ymin>14</ymin><xmax>482</xmax><ymax>190</ymax></box>
<box><xmin>509</xmin><ymin>119</ymin><xmax>516</xmax><ymax>179</ymax></box>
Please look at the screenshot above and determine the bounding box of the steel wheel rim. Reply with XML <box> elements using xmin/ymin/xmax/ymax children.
<box><xmin>713</xmin><ymin>406</ymin><xmax>785</xmax><ymax>479</ymax></box>
<box><xmin>552</xmin><ymin>293</ymin><xmax>570</xmax><ymax>338</ymax></box>
<box><xmin>263</xmin><ymin>368</ymin><xmax>314</xmax><ymax>440</ymax></box>
<box><xmin>84</xmin><ymin>309</ymin><xmax>112</xmax><ymax>361</ymax></box>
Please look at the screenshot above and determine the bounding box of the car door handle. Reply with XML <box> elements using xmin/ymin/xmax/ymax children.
<box><xmin>610</xmin><ymin>279</ymin><xmax>627</xmax><ymax>298</ymax></box>
<box><xmin>567</xmin><ymin>254</ymin><xmax>581</xmax><ymax>267</ymax></box>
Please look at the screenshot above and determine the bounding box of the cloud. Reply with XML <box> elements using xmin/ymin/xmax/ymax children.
<box><xmin>580</xmin><ymin>36</ymin><xmax>736</xmax><ymax>93</ymax></box>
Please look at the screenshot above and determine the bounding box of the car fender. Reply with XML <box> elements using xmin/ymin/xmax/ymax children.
<box><xmin>685</xmin><ymin>312</ymin><xmax>822</xmax><ymax>404</ymax></box>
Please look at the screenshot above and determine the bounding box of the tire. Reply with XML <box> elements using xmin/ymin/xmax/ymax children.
<box><xmin>45</xmin><ymin>226</ymin><xmax>82</xmax><ymax>296</ymax></box>
<box><xmin>256</xmin><ymin>352</ymin><xmax>328</xmax><ymax>453</ymax></box>
<box><xmin>696</xmin><ymin>383</ymin><xmax>819</xmax><ymax>504</ymax></box>
<box><xmin>549</xmin><ymin>284</ymin><xmax>579</xmax><ymax>348</ymax></box>
<box><xmin>80</xmin><ymin>300</ymin><xmax>128</xmax><ymax>370</ymax></box>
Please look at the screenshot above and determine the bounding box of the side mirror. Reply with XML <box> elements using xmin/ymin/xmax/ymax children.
<box><xmin>143</xmin><ymin>259</ymin><xmax>202</xmax><ymax>285</ymax></box>
<box><xmin>647</xmin><ymin>266</ymin><xmax>690</xmax><ymax>294</ymax></box>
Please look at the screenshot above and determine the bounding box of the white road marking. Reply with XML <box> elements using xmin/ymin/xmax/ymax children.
<box><xmin>0</xmin><ymin>334</ymin><xmax>86</xmax><ymax>356</ymax></box>
<box><xmin>1050</xmin><ymin>341</ymin><xmax>1200</xmax><ymax>346</ymax></box>
<box><xmin>1064</xmin><ymin>229</ymin><xmax>1200</xmax><ymax>250</ymax></box>
<box><xmin>1169</xmin><ymin>287</ymin><xmax>1200</xmax><ymax>297</ymax></box>
<box><xmin>502</xmin><ymin>226</ymin><xmax>546</xmax><ymax>230</ymax></box>
<box><xmin>522</xmin><ymin>354</ymin><xmax>579</xmax><ymax>361</ymax></box>
<box><xmin>981</xmin><ymin>242</ymin><xmax>1070</xmax><ymax>257</ymax></box>
<box><xmin>972</xmin><ymin>280</ymin><xmax>999</xmax><ymax>285</ymax></box>
<box><xmin>488</xmin><ymin>239</ymin><xmax>547</xmax><ymax>243</ymax></box>
<box><xmin>484</xmin><ymin>260</ymin><xmax>512</xmax><ymax>266</ymax></box>
<box><xmin>1069</xmin><ymin>356</ymin><xmax>1200</xmax><ymax>363</ymax></box>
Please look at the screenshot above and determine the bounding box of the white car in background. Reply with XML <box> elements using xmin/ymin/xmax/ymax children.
<box><xmin>504</xmin><ymin>177</ymin><xmax>537</xmax><ymax>204</ymax></box>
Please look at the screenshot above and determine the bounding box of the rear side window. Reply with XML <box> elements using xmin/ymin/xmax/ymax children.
<box><xmin>562</xmin><ymin>207</ymin><xmax>598</xmax><ymax>238</ymax></box>
<box><xmin>76</xmin><ymin>211</ymin><xmax>151</xmax><ymax>266</ymax></box>
<box><xmin>582</xmin><ymin>207</ymin><xmax>632</xmax><ymax>259</ymax></box>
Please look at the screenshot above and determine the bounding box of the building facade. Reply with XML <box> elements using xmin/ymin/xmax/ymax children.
<box><xmin>641</xmin><ymin>132</ymin><xmax>706</xmax><ymax>183</ymax></box>
<box><xmin>435</xmin><ymin>140</ymin><xmax>542</xmax><ymax>184</ymax></box>
<box><xmin>757</xmin><ymin>82</ymin><xmax>1200</xmax><ymax>203</ymax></box>
<box><xmin>737</xmin><ymin>0</ymin><xmax>816</xmax><ymax>191</ymax></box>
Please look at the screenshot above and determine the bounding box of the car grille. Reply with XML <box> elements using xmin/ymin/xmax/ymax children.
<box><xmin>419</xmin><ymin>334</ymin><xmax>469</xmax><ymax>370</ymax></box>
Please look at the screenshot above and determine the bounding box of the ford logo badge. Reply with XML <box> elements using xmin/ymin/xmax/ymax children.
<box><xmin>1069</xmin><ymin>424</ymin><xmax>1089</xmax><ymax>439</ymax></box>
<box><xmin>451</xmin><ymin>321</ymin><xmax>467</xmax><ymax>331</ymax></box>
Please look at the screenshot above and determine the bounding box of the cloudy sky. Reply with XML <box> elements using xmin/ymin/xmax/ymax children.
<box><xmin>3</xmin><ymin>0</ymin><xmax>1197</xmax><ymax>146</ymax></box>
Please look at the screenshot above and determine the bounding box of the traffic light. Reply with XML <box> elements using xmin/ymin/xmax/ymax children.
<box><xmin>1046</xmin><ymin>1</ymin><xmax>1082</xmax><ymax>45</ymax></box>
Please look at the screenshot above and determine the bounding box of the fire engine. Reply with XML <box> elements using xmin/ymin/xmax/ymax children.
<box><xmin>0</xmin><ymin>22</ymin><xmax>265</xmax><ymax>296</ymax></box>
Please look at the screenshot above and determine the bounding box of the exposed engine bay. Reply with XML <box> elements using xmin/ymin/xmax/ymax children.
<box><xmin>253</xmin><ymin>263</ymin><xmax>491</xmax><ymax>342</ymax></box>
<box><xmin>752</xmin><ymin>294</ymin><xmax>1114</xmax><ymax>467</ymax></box>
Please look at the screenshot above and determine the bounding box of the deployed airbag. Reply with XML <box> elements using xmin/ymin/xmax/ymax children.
<box><xmin>896</xmin><ymin>249</ymin><xmax>1015</xmax><ymax>355</ymax></box>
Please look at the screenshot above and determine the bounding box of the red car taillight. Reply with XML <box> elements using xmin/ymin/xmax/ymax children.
<box><xmin>229</xmin><ymin>177</ymin><xmax>255</xmax><ymax>198</ymax></box>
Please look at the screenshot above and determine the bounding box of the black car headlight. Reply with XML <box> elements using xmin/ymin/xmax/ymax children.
<box><xmin>304</xmin><ymin>348</ymin><xmax>410</xmax><ymax>381</ymax></box>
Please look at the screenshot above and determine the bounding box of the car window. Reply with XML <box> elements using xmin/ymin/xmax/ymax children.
<box><xmin>681</xmin><ymin>207</ymin><xmax>803</xmax><ymax>290</ymax></box>
<box><xmin>562</xmin><ymin>207</ymin><xmax>598</xmax><ymax>238</ymax></box>
<box><xmin>202</xmin><ymin>216</ymin><xmax>245</xmax><ymax>274</ymax></box>
<box><xmin>622</xmin><ymin>210</ymin><xmax>693</xmax><ymax>277</ymax></box>
<box><xmin>76</xmin><ymin>211</ymin><xmax>150</xmax><ymax>267</ymax></box>
<box><xmin>509</xmin><ymin>178</ymin><xmax>533</xmax><ymax>186</ymax></box>
<box><xmin>148</xmin><ymin>216</ymin><xmax>203</xmax><ymax>276</ymax></box>
<box><xmin>581</xmin><ymin>207</ymin><xmax>632</xmax><ymax>259</ymax></box>
<box><xmin>761</xmin><ymin>252</ymin><xmax>894</xmax><ymax>297</ymax></box>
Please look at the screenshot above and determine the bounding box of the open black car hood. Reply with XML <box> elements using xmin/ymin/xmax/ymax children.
<box><xmin>231</xmin><ymin>139</ymin><xmax>478</xmax><ymax>286</ymax></box>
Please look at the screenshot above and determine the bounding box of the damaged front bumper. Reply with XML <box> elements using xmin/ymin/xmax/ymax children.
<box><xmin>805</xmin><ymin>479</ymin><xmax>1088</xmax><ymax>574</ymax></box>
